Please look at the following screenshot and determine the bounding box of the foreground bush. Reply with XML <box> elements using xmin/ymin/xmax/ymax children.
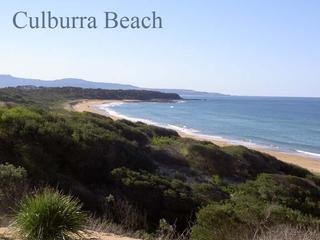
<box><xmin>191</xmin><ymin>201</ymin><xmax>319</xmax><ymax>240</ymax></box>
<box><xmin>14</xmin><ymin>189</ymin><xmax>86</xmax><ymax>240</ymax></box>
<box><xmin>190</xmin><ymin>174</ymin><xmax>320</xmax><ymax>240</ymax></box>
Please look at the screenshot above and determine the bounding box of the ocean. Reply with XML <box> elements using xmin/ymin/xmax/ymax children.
<box><xmin>98</xmin><ymin>96</ymin><xmax>320</xmax><ymax>159</ymax></box>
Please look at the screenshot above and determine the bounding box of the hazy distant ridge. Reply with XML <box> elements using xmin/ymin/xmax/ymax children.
<box><xmin>0</xmin><ymin>74</ymin><xmax>227</xmax><ymax>96</ymax></box>
<box><xmin>0</xmin><ymin>75</ymin><xmax>138</xmax><ymax>90</ymax></box>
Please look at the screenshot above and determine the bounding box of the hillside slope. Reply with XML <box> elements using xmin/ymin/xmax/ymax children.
<box><xmin>0</xmin><ymin>87</ymin><xmax>319</xmax><ymax>239</ymax></box>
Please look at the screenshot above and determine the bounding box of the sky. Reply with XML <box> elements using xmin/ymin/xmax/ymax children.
<box><xmin>0</xmin><ymin>0</ymin><xmax>319</xmax><ymax>97</ymax></box>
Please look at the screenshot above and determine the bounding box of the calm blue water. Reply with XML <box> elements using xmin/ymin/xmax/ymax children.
<box><xmin>99</xmin><ymin>96</ymin><xmax>320</xmax><ymax>158</ymax></box>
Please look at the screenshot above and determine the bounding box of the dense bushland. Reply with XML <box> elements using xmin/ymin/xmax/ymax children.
<box><xmin>0</xmin><ymin>88</ymin><xmax>318</xmax><ymax>238</ymax></box>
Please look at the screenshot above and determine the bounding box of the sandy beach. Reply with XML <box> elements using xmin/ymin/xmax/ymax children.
<box><xmin>71</xmin><ymin>99</ymin><xmax>320</xmax><ymax>174</ymax></box>
<box><xmin>70</xmin><ymin>99</ymin><xmax>126</xmax><ymax>120</ymax></box>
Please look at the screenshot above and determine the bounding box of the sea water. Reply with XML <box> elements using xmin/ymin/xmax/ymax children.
<box><xmin>99</xmin><ymin>96</ymin><xmax>320</xmax><ymax>159</ymax></box>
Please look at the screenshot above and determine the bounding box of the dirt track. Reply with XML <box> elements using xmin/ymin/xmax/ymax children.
<box><xmin>0</xmin><ymin>227</ymin><xmax>141</xmax><ymax>240</ymax></box>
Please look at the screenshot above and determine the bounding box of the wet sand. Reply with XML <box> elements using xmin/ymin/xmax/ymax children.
<box><xmin>71</xmin><ymin>99</ymin><xmax>320</xmax><ymax>174</ymax></box>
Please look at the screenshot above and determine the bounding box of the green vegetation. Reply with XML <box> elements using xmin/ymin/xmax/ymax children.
<box><xmin>191</xmin><ymin>173</ymin><xmax>320</xmax><ymax>240</ymax></box>
<box><xmin>14</xmin><ymin>189</ymin><xmax>86</xmax><ymax>240</ymax></box>
<box><xmin>111</xmin><ymin>167</ymin><xmax>198</xmax><ymax>229</ymax></box>
<box><xmin>151</xmin><ymin>137</ymin><xmax>309</xmax><ymax>181</ymax></box>
<box><xmin>191</xmin><ymin>203</ymin><xmax>317</xmax><ymax>240</ymax></box>
<box><xmin>235</xmin><ymin>174</ymin><xmax>320</xmax><ymax>218</ymax></box>
<box><xmin>0</xmin><ymin>87</ymin><xmax>318</xmax><ymax>239</ymax></box>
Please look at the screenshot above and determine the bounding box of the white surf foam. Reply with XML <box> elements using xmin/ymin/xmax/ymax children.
<box><xmin>97</xmin><ymin>102</ymin><xmax>320</xmax><ymax>160</ymax></box>
<box><xmin>296</xmin><ymin>150</ymin><xmax>320</xmax><ymax>158</ymax></box>
<box><xmin>98</xmin><ymin>103</ymin><xmax>165</xmax><ymax>127</ymax></box>
<box><xmin>98</xmin><ymin>103</ymin><xmax>271</xmax><ymax>148</ymax></box>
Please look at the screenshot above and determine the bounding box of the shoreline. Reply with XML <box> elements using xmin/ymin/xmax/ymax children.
<box><xmin>71</xmin><ymin>99</ymin><xmax>320</xmax><ymax>174</ymax></box>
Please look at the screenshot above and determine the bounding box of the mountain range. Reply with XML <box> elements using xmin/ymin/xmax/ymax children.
<box><xmin>0</xmin><ymin>74</ymin><xmax>227</xmax><ymax>97</ymax></box>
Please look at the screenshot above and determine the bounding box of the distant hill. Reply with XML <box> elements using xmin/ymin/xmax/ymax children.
<box><xmin>0</xmin><ymin>74</ymin><xmax>227</xmax><ymax>96</ymax></box>
<box><xmin>150</xmin><ymin>88</ymin><xmax>227</xmax><ymax>97</ymax></box>
<box><xmin>0</xmin><ymin>75</ymin><xmax>138</xmax><ymax>90</ymax></box>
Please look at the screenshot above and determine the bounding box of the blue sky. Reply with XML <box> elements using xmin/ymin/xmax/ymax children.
<box><xmin>0</xmin><ymin>0</ymin><xmax>319</xmax><ymax>96</ymax></box>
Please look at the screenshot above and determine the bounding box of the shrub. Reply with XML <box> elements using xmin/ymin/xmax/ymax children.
<box><xmin>191</xmin><ymin>203</ymin><xmax>243</xmax><ymax>240</ymax></box>
<box><xmin>191</xmin><ymin>197</ymin><xmax>319</xmax><ymax>240</ymax></box>
<box><xmin>111</xmin><ymin>167</ymin><xmax>199</xmax><ymax>230</ymax></box>
<box><xmin>152</xmin><ymin>136</ymin><xmax>177</xmax><ymax>146</ymax></box>
<box><xmin>0</xmin><ymin>163</ymin><xmax>28</xmax><ymax>213</ymax></box>
<box><xmin>14</xmin><ymin>188</ymin><xmax>86</xmax><ymax>240</ymax></box>
<box><xmin>0</xmin><ymin>107</ymin><xmax>42</xmax><ymax>138</ymax></box>
<box><xmin>236</xmin><ymin>174</ymin><xmax>320</xmax><ymax>217</ymax></box>
<box><xmin>191</xmin><ymin>173</ymin><xmax>320</xmax><ymax>240</ymax></box>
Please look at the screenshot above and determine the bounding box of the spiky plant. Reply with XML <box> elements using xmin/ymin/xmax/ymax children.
<box><xmin>14</xmin><ymin>188</ymin><xmax>86</xmax><ymax>240</ymax></box>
